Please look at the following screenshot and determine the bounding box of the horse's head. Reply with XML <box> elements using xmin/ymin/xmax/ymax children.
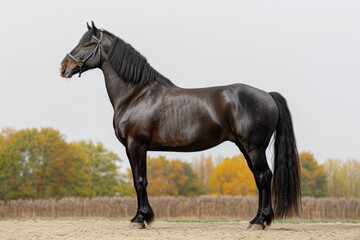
<box><xmin>60</xmin><ymin>22</ymin><xmax>111</xmax><ymax>78</ymax></box>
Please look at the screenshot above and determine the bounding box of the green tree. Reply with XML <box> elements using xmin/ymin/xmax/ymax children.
<box><xmin>208</xmin><ymin>155</ymin><xmax>256</xmax><ymax>196</ymax></box>
<box><xmin>0</xmin><ymin>128</ymin><xmax>88</xmax><ymax>199</ymax></box>
<box><xmin>73</xmin><ymin>141</ymin><xmax>122</xmax><ymax>197</ymax></box>
<box><xmin>0</xmin><ymin>128</ymin><xmax>124</xmax><ymax>200</ymax></box>
<box><xmin>299</xmin><ymin>152</ymin><xmax>327</xmax><ymax>197</ymax></box>
<box><xmin>179</xmin><ymin>162</ymin><xmax>205</xmax><ymax>196</ymax></box>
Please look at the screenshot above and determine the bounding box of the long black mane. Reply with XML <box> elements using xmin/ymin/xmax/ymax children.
<box><xmin>108</xmin><ymin>36</ymin><xmax>159</xmax><ymax>86</ymax></box>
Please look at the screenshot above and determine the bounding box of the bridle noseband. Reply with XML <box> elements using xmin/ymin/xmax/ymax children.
<box><xmin>67</xmin><ymin>30</ymin><xmax>103</xmax><ymax>77</ymax></box>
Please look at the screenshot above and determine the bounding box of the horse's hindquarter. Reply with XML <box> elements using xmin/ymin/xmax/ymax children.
<box><xmin>225</xmin><ymin>84</ymin><xmax>279</xmax><ymax>149</ymax></box>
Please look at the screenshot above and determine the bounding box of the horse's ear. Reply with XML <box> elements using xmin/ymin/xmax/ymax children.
<box><xmin>91</xmin><ymin>21</ymin><xmax>99</xmax><ymax>33</ymax></box>
<box><xmin>87</xmin><ymin>22</ymin><xmax>91</xmax><ymax>30</ymax></box>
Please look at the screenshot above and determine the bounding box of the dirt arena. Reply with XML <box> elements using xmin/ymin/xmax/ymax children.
<box><xmin>1</xmin><ymin>219</ymin><xmax>359</xmax><ymax>240</ymax></box>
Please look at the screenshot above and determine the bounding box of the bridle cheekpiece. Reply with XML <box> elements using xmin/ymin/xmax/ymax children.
<box><xmin>67</xmin><ymin>30</ymin><xmax>103</xmax><ymax>77</ymax></box>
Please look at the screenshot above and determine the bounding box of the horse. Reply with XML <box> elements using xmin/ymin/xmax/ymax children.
<box><xmin>60</xmin><ymin>22</ymin><xmax>301</xmax><ymax>230</ymax></box>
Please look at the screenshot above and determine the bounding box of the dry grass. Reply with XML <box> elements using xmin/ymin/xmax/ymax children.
<box><xmin>0</xmin><ymin>196</ymin><xmax>359</xmax><ymax>221</ymax></box>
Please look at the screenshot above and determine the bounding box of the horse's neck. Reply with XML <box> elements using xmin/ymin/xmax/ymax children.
<box><xmin>101</xmin><ymin>61</ymin><xmax>176</xmax><ymax>109</ymax></box>
<box><xmin>101</xmin><ymin>61</ymin><xmax>131</xmax><ymax>108</ymax></box>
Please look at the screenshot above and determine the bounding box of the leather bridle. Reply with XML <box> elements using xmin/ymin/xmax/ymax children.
<box><xmin>67</xmin><ymin>30</ymin><xmax>103</xmax><ymax>77</ymax></box>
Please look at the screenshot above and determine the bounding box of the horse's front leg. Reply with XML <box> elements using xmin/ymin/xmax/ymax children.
<box><xmin>126</xmin><ymin>139</ymin><xmax>154</xmax><ymax>229</ymax></box>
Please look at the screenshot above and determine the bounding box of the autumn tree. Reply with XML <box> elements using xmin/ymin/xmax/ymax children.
<box><xmin>325</xmin><ymin>159</ymin><xmax>360</xmax><ymax>198</ymax></box>
<box><xmin>299</xmin><ymin>152</ymin><xmax>327</xmax><ymax>197</ymax></box>
<box><xmin>346</xmin><ymin>160</ymin><xmax>360</xmax><ymax>198</ymax></box>
<box><xmin>73</xmin><ymin>141</ymin><xmax>122</xmax><ymax>197</ymax></box>
<box><xmin>0</xmin><ymin>128</ymin><xmax>86</xmax><ymax>199</ymax></box>
<box><xmin>192</xmin><ymin>154</ymin><xmax>214</xmax><ymax>192</ymax></box>
<box><xmin>209</xmin><ymin>155</ymin><xmax>256</xmax><ymax>196</ymax></box>
<box><xmin>0</xmin><ymin>132</ymin><xmax>4</xmax><ymax>145</ymax></box>
<box><xmin>0</xmin><ymin>128</ymin><xmax>123</xmax><ymax>200</ymax></box>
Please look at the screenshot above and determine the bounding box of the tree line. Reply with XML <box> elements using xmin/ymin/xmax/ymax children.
<box><xmin>0</xmin><ymin>128</ymin><xmax>123</xmax><ymax>200</ymax></box>
<box><xmin>0</xmin><ymin>128</ymin><xmax>359</xmax><ymax>200</ymax></box>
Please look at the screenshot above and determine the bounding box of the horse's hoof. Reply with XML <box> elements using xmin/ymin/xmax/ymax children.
<box><xmin>249</xmin><ymin>223</ymin><xmax>265</xmax><ymax>231</ymax></box>
<box><xmin>128</xmin><ymin>222</ymin><xmax>146</xmax><ymax>229</ymax></box>
<box><xmin>246</xmin><ymin>224</ymin><xmax>253</xmax><ymax>230</ymax></box>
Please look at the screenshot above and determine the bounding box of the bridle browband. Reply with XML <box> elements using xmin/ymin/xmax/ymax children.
<box><xmin>67</xmin><ymin>30</ymin><xmax>103</xmax><ymax>77</ymax></box>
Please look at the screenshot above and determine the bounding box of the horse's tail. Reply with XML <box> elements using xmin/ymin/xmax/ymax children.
<box><xmin>269</xmin><ymin>92</ymin><xmax>301</xmax><ymax>219</ymax></box>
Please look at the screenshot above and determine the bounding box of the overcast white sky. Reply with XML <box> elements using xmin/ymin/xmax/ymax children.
<box><xmin>1</xmin><ymin>0</ymin><xmax>359</xmax><ymax>170</ymax></box>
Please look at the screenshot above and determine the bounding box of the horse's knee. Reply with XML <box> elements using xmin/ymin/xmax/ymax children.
<box><xmin>135</xmin><ymin>177</ymin><xmax>148</xmax><ymax>189</ymax></box>
<box><xmin>143</xmin><ymin>178</ymin><xmax>148</xmax><ymax>187</ymax></box>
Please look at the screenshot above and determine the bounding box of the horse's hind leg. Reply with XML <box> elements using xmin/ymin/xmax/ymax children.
<box><xmin>236</xmin><ymin>146</ymin><xmax>262</xmax><ymax>230</ymax></box>
<box><xmin>247</xmin><ymin>149</ymin><xmax>273</xmax><ymax>230</ymax></box>
<box><xmin>126</xmin><ymin>139</ymin><xmax>154</xmax><ymax>229</ymax></box>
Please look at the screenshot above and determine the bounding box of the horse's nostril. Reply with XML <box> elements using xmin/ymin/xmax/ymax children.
<box><xmin>59</xmin><ymin>64</ymin><xmax>66</xmax><ymax>74</ymax></box>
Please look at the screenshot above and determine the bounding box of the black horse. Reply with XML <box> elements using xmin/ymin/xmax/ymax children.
<box><xmin>60</xmin><ymin>22</ymin><xmax>301</xmax><ymax>230</ymax></box>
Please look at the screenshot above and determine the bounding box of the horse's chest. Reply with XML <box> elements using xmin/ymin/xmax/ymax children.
<box><xmin>114</xmin><ymin>113</ymin><xmax>152</xmax><ymax>146</ymax></box>
<box><xmin>114</xmin><ymin>126</ymin><xmax>126</xmax><ymax>146</ymax></box>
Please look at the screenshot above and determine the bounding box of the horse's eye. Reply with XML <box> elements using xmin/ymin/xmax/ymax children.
<box><xmin>83</xmin><ymin>43</ymin><xmax>93</xmax><ymax>48</ymax></box>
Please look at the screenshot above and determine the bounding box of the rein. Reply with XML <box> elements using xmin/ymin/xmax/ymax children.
<box><xmin>67</xmin><ymin>31</ymin><xmax>103</xmax><ymax>77</ymax></box>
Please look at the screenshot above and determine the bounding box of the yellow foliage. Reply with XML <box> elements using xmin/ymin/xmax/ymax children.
<box><xmin>209</xmin><ymin>155</ymin><xmax>256</xmax><ymax>196</ymax></box>
<box><xmin>325</xmin><ymin>158</ymin><xmax>360</xmax><ymax>198</ymax></box>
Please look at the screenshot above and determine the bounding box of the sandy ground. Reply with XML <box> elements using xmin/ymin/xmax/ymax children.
<box><xmin>0</xmin><ymin>219</ymin><xmax>359</xmax><ymax>240</ymax></box>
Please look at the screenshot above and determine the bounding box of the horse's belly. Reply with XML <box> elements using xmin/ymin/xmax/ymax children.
<box><xmin>148</xmin><ymin>138</ymin><xmax>225</xmax><ymax>152</ymax></box>
<box><xmin>148</xmin><ymin>124</ymin><xmax>228</xmax><ymax>152</ymax></box>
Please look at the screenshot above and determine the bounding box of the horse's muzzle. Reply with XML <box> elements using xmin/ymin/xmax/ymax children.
<box><xmin>59</xmin><ymin>61</ymin><xmax>76</xmax><ymax>78</ymax></box>
<box><xmin>59</xmin><ymin>64</ymin><xmax>66</xmax><ymax>76</ymax></box>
